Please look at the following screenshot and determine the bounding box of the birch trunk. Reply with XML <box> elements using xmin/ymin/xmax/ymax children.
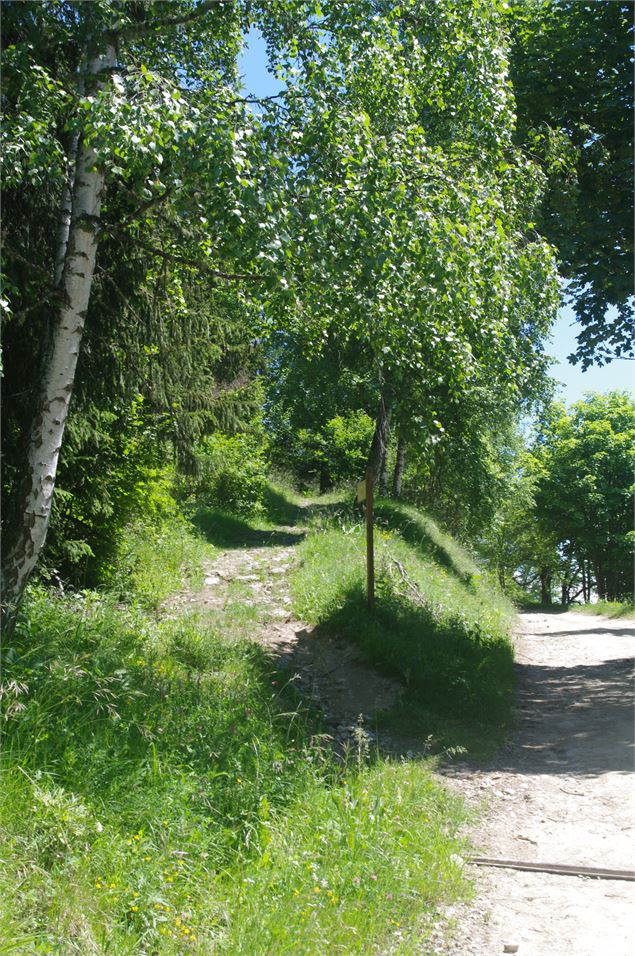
<box><xmin>1</xmin><ymin>45</ymin><xmax>116</xmax><ymax>623</ymax></box>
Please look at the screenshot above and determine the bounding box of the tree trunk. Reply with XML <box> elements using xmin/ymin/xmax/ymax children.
<box><xmin>1</xmin><ymin>45</ymin><xmax>116</xmax><ymax>625</ymax></box>
<box><xmin>54</xmin><ymin>128</ymin><xmax>81</xmax><ymax>287</ymax></box>
<box><xmin>319</xmin><ymin>464</ymin><xmax>332</xmax><ymax>493</ymax></box>
<box><xmin>366</xmin><ymin>390</ymin><xmax>392</xmax><ymax>486</ymax></box>
<box><xmin>392</xmin><ymin>434</ymin><xmax>407</xmax><ymax>498</ymax></box>
<box><xmin>378</xmin><ymin>407</ymin><xmax>392</xmax><ymax>496</ymax></box>
<box><xmin>540</xmin><ymin>569</ymin><xmax>552</xmax><ymax>605</ymax></box>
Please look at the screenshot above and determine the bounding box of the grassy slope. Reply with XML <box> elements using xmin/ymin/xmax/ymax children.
<box><xmin>292</xmin><ymin>499</ymin><xmax>516</xmax><ymax>754</ymax></box>
<box><xmin>0</xmin><ymin>486</ymin><xmax>514</xmax><ymax>954</ymax></box>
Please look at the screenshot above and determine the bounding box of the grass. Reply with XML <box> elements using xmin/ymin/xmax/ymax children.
<box><xmin>291</xmin><ymin>499</ymin><xmax>516</xmax><ymax>754</ymax></box>
<box><xmin>108</xmin><ymin>515</ymin><xmax>212</xmax><ymax>609</ymax></box>
<box><xmin>569</xmin><ymin>600</ymin><xmax>635</xmax><ymax>620</ymax></box>
<box><xmin>0</xmin><ymin>487</ymin><xmax>480</xmax><ymax>954</ymax></box>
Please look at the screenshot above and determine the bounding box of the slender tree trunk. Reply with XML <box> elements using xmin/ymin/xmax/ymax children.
<box><xmin>54</xmin><ymin>128</ymin><xmax>81</xmax><ymax>287</ymax></box>
<box><xmin>595</xmin><ymin>563</ymin><xmax>605</xmax><ymax>601</ymax></box>
<box><xmin>366</xmin><ymin>390</ymin><xmax>392</xmax><ymax>486</ymax></box>
<box><xmin>540</xmin><ymin>569</ymin><xmax>552</xmax><ymax>605</ymax></box>
<box><xmin>392</xmin><ymin>434</ymin><xmax>407</xmax><ymax>498</ymax></box>
<box><xmin>1</xmin><ymin>45</ymin><xmax>116</xmax><ymax>625</ymax></box>
<box><xmin>378</xmin><ymin>407</ymin><xmax>392</xmax><ymax>496</ymax></box>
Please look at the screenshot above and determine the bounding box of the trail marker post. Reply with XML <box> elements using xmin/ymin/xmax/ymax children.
<box><xmin>365</xmin><ymin>467</ymin><xmax>375</xmax><ymax>608</ymax></box>
<box><xmin>356</xmin><ymin>472</ymin><xmax>375</xmax><ymax>608</ymax></box>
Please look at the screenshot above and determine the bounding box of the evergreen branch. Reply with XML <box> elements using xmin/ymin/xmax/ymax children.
<box><xmin>131</xmin><ymin>239</ymin><xmax>264</xmax><ymax>282</ymax></box>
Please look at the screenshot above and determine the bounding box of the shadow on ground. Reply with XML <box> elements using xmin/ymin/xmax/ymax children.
<box><xmin>496</xmin><ymin>654</ymin><xmax>635</xmax><ymax>776</ymax></box>
<box><xmin>194</xmin><ymin>506</ymin><xmax>305</xmax><ymax>549</ymax></box>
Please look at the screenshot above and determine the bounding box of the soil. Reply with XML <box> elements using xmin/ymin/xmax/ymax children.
<box><xmin>433</xmin><ymin>610</ymin><xmax>635</xmax><ymax>956</ymax></box>
<box><xmin>172</xmin><ymin>535</ymin><xmax>635</xmax><ymax>955</ymax></box>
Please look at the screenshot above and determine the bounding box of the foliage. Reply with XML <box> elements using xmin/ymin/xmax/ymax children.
<box><xmin>530</xmin><ymin>392</ymin><xmax>635</xmax><ymax>602</ymax></box>
<box><xmin>258</xmin><ymin>0</ymin><xmax>559</xmax><ymax>480</ymax></box>
<box><xmin>398</xmin><ymin>390</ymin><xmax>537</xmax><ymax>541</ymax></box>
<box><xmin>292</xmin><ymin>412</ymin><xmax>376</xmax><ymax>488</ymax></box>
<box><xmin>510</xmin><ymin>0</ymin><xmax>634</xmax><ymax>366</ymax></box>
<box><xmin>292</xmin><ymin>500</ymin><xmax>515</xmax><ymax>753</ymax></box>
<box><xmin>480</xmin><ymin>391</ymin><xmax>635</xmax><ymax>605</ymax></box>
<box><xmin>180</xmin><ymin>432</ymin><xmax>269</xmax><ymax>517</ymax></box>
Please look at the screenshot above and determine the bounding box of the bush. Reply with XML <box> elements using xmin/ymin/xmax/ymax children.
<box><xmin>183</xmin><ymin>432</ymin><xmax>268</xmax><ymax>516</ymax></box>
<box><xmin>293</xmin><ymin>411</ymin><xmax>375</xmax><ymax>488</ymax></box>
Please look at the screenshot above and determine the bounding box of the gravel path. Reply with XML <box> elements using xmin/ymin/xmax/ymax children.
<box><xmin>434</xmin><ymin>610</ymin><xmax>635</xmax><ymax>956</ymax></box>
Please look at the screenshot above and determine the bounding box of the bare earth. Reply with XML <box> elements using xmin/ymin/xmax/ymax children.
<box><xmin>172</xmin><ymin>542</ymin><xmax>635</xmax><ymax>955</ymax></box>
<box><xmin>435</xmin><ymin>611</ymin><xmax>635</xmax><ymax>956</ymax></box>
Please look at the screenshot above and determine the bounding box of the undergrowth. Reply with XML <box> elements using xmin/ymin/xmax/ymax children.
<box><xmin>292</xmin><ymin>499</ymin><xmax>515</xmax><ymax>754</ymax></box>
<box><xmin>0</xmin><ymin>487</ymin><xmax>475</xmax><ymax>954</ymax></box>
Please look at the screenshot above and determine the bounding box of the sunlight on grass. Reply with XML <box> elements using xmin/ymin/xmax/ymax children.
<box><xmin>292</xmin><ymin>500</ymin><xmax>515</xmax><ymax>754</ymax></box>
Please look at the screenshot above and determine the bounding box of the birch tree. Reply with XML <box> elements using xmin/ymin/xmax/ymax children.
<box><xmin>1</xmin><ymin>0</ymin><xmax>247</xmax><ymax>620</ymax></box>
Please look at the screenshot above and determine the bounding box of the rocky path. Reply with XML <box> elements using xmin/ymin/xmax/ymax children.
<box><xmin>435</xmin><ymin>610</ymin><xmax>635</xmax><ymax>956</ymax></box>
<box><xmin>171</xmin><ymin>537</ymin><xmax>403</xmax><ymax>752</ymax></box>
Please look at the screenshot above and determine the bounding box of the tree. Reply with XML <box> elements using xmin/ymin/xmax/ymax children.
<box><xmin>1</xmin><ymin>0</ymin><xmax>262</xmax><ymax>618</ymax></box>
<box><xmin>260</xmin><ymin>0</ymin><xmax>559</xmax><ymax>489</ymax></box>
<box><xmin>510</xmin><ymin>0</ymin><xmax>634</xmax><ymax>367</ymax></box>
<box><xmin>531</xmin><ymin>392</ymin><xmax>635</xmax><ymax>602</ymax></box>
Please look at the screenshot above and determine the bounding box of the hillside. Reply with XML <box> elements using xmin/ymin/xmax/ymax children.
<box><xmin>1</xmin><ymin>488</ymin><xmax>515</xmax><ymax>954</ymax></box>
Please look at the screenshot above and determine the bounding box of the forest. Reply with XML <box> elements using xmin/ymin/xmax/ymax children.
<box><xmin>1</xmin><ymin>1</ymin><xmax>633</xmax><ymax>953</ymax></box>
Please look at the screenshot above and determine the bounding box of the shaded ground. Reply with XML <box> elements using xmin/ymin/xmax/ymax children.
<box><xmin>435</xmin><ymin>610</ymin><xmax>635</xmax><ymax>956</ymax></box>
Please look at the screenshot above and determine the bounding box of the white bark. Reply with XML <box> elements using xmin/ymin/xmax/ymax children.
<box><xmin>54</xmin><ymin>128</ymin><xmax>81</xmax><ymax>287</ymax></box>
<box><xmin>1</xmin><ymin>45</ymin><xmax>116</xmax><ymax>618</ymax></box>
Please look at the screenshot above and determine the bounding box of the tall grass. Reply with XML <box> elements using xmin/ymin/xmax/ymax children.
<box><xmin>1</xmin><ymin>494</ymin><xmax>477</xmax><ymax>954</ymax></box>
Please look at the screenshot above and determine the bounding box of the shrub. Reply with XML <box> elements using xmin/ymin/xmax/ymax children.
<box><xmin>184</xmin><ymin>432</ymin><xmax>268</xmax><ymax>516</ymax></box>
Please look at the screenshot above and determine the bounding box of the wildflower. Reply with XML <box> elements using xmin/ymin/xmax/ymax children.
<box><xmin>313</xmin><ymin>886</ymin><xmax>321</xmax><ymax>894</ymax></box>
<box><xmin>352</xmin><ymin>876</ymin><xmax>360</xmax><ymax>887</ymax></box>
<box><xmin>131</xmin><ymin>905</ymin><xmax>139</xmax><ymax>912</ymax></box>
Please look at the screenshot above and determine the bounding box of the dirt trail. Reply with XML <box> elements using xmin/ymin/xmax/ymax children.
<box><xmin>435</xmin><ymin>610</ymin><xmax>635</xmax><ymax>956</ymax></box>
<box><xmin>172</xmin><ymin>533</ymin><xmax>635</xmax><ymax>954</ymax></box>
<box><xmin>171</xmin><ymin>538</ymin><xmax>403</xmax><ymax>749</ymax></box>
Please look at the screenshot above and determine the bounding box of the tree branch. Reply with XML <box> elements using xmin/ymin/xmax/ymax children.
<box><xmin>108</xmin><ymin>0</ymin><xmax>233</xmax><ymax>42</ymax></box>
<box><xmin>130</xmin><ymin>238</ymin><xmax>264</xmax><ymax>282</ymax></box>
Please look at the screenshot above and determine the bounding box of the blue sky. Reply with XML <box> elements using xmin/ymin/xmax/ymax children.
<box><xmin>238</xmin><ymin>30</ymin><xmax>634</xmax><ymax>406</ymax></box>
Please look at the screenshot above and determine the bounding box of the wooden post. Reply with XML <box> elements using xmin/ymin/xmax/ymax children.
<box><xmin>366</xmin><ymin>466</ymin><xmax>375</xmax><ymax>609</ymax></box>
